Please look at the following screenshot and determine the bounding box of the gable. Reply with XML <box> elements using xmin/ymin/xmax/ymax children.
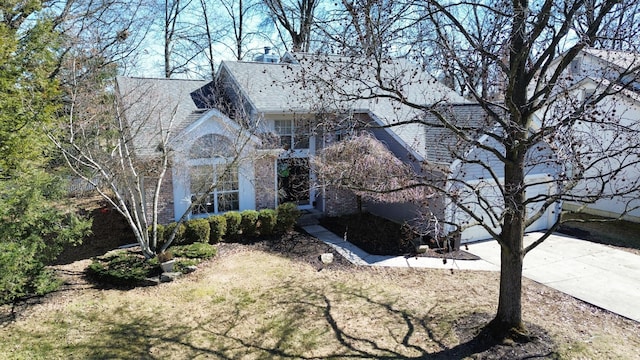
<box><xmin>422</xmin><ymin>104</ymin><xmax>502</xmax><ymax>164</ymax></box>
<box><xmin>115</xmin><ymin>76</ymin><xmax>215</xmax><ymax>158</ymax></box>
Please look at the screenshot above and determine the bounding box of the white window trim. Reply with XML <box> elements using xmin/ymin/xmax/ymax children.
<box><xmin>189</xmin><ymin>159</ymin><xmax>240</xmax><ymax>216</ymax></box>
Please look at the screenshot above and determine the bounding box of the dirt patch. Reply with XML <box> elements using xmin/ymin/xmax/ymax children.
<box><xmin>438</xmin><ymin>312</ymin><xmax>557</xmax><ymax>359</ymax></box>
<box><xmin>216</xmin><ymin>232</ymin><xmax>356</xmax><ymax>272</ymax></box>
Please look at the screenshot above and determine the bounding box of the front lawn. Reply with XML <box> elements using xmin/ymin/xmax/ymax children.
<box><xmin>2</xmin><ymin>240</ymin><xmax>639</xmax><ymax>359</ymax></box>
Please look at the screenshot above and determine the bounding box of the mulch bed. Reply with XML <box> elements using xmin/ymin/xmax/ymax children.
<box><xmin>217</xmin><ymin>232</ymin><xmax>356</xmax><ymax>271</ymax></box>
<box><xmin>319</xmin><ymin>213</ymin><xmax>479</xmax><ymax>261</ymax></box>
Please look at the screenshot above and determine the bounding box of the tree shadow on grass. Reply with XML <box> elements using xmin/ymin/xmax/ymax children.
<box><xmin>313</xmin><ymin>287</ymin><xmax>557</xmax><ymax>360</ymax></box>
<box><xmin>34</xmin><ymin>279</ymin><xmax>557</xmax><ymax>359</ymax></box>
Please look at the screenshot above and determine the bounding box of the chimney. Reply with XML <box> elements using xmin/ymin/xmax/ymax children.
<box><xmin>254</xmin><ymin>46</ymin><xmax>279</xmax><ymax>63</ymax></box>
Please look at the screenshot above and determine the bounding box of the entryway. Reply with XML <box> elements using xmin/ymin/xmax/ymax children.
<box><xmin>277</xmin><ymin>157</ymin><xmax>313</xmax><ymax>209</ymax></box>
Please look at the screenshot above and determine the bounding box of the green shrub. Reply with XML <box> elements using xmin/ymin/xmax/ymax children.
<box><xmin>86</xmin><ymin>251</ymin><xmax>157</xmax><ymax>286</ymax></box>
<box><xmin>258</xmin><ymin>209</ymin><xmax>277</xmax><ymax>236</ymax></box>
<box><xmin>240</xmin><ymin>210</ymin><xmax>260</xmax><ymax>238</ymax></box>
<box><xmin>276</xmin><ymin>202</ymin><xmax>301</xmax><ymax>234</ymax></box>
<box><xmin>223</xmin><ymin>211</ymin><xmax>242</xmax><ymax>241</ymax></box>
<box><xmin>172</xmin><ymin>243</ymin><xmax>217</xmax><ymax>259</ymax></box>
<box><xmin>149</xmin><ymin>223</ymin><xmax>165</xmax><ymax>248</ymax></box>
<box><xmin>163</xmin><ymin>222</ymin><xmax>186</xmax><ymax>245</ymax></box>
<box><xmin>0</xmin><ymin>174</ymin><xmax>91</xmax><ymax>305</ymax></box>
<box><xmin>208</xmin><ymin>215</ymin><xmax>227</xmax><ymax>243</ymax></box>
<box><xmin>176</xmin><ymin>259</ymin><xmax>199</xmax><ymax>273</ymax></box>
<box><xmin>0</xmin><ymin>242</ymin><xmax>64</xmax><ymax>304</ymax></box>
<box><xmin>184</xmin><ymin>218</ymin><xmax>211</xmax><ymax>244</ymax></box>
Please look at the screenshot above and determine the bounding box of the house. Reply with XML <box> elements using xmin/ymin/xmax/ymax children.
<box><xmin>215</xmin><ymin>52</ymin><xmax>470</xmax><ymax>218</ymax></box>
<box><xmin>541</xmin><ymin>48</ymin><xmax>640</xmax><ymax>222</ymax></box>
<box><xmin>115</xmin><ymin>76</ymin><xmax>280</xmax><ymax>224</ymax></box>
<box><xmin>115</xmin><ymin>51</ymin><xmax>565</xmax><ymax>244</ymax></box>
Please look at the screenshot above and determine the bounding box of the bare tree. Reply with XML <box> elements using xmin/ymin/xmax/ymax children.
<box><xmin>577</xmin><ymin>0</ymin><xmax>640</xmax><ymax>51</ymax></box>
<box><xmin>321</xmin><ymin>0</ymin><xmax>420</xmax><ymax>58</ymax></box>
<box><xmin>298</xmin><ymin>0</ymin><xmax>640</xmax><ymax>341</ymax></box>
<box><xmin>262</xmin><ymin>0</ymin><xmax>320</xmax><ymax>52</ymax></box>
<box><xmin>50</xmin><ymin>71</ymin><xmax>264</xmax><ymax>258</ymax></box>
<box><xmin>160</xmin><ymin>0</ymin><xmax>202</xmax><ymax>78</ymax></box>
<box><xmin>215</xmin><ymin>0</ymin><xmax>264</xmax><ymax>60</ymax></box>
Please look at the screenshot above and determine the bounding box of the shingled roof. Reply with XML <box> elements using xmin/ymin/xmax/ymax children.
<box><xmin>220</xmin><ymin>53</ymin><xmax>472</xmax><ymax>163</ymax></box>
<box><xmin>583</xmin><ymin>48</ymin><xmax>640</xmax><ymax>73</ymax></box>
<box><xmin>115</xmin><ymin>77</ymin><xmax>214</xmax><ymax>158</ymax></box>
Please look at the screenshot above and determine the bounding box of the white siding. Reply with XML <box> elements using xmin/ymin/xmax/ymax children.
<box><xmin>447</xmin><ymin>139</ymin><xmax>562</xmax><ymax>242</ymax></box>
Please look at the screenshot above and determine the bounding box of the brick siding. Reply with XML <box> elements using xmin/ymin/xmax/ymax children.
<box><xmin>324</xmin><ymin>185</ymin><xmax>359</xmax><ymax>216</ymax></box>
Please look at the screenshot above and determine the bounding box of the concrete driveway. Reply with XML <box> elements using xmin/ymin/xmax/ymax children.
<box><xmin>465</xmin><ymin>232</ymin><xmax>640</xmax><ymax>323</ymax></box>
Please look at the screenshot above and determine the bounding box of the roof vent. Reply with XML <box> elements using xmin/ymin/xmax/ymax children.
<box><xmin>254</xmin><ymin>46</ymin><xmax>279</xmax><ymax>63</ymax></box>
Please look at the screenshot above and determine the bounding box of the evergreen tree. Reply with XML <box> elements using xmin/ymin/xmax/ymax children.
<box><xmin>0</xmin><ymin>7</ymin><xmax>91</xmax><ymax>305</ymax></box>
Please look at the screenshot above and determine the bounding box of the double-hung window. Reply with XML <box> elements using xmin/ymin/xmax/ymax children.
<box><xmin>190</xmin><ymin>164</ymin><xmax>239</xmax><ymax>215</ymax></box>
<box><xmin>188</xmin><ymin>134</ymin><xmax>239</xmax><ymax>215</ymax></box>
<box><xmin>275</xmin><ymin>119</ymin><xmax>310</xmax><ymax>149</ymax></box>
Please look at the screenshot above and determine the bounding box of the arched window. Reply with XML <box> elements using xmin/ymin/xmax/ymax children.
<box><xmin>189</xmin><ymin>134</ymin><xmax>239</xmax><ymax>215</ymax></box>
<box><xmin>189</xmin><ymin>134</ymin><xmax>235</xmax><ymax>159</ymax></box>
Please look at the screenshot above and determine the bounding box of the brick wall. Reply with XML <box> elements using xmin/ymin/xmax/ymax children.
<box><xmin>324</xmin><ymin>185</ymin><xmax>359</xmax><ymax>216</ymax></box>
<box><xmin>145</xmin><ymin>171</ymin><xmax>175</xmax><ymax>225</ymax></box>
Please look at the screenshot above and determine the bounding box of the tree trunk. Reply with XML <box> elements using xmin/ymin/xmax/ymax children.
<box><xmin>490</xmin><ymin>240</ymin><xmax>525</xmax><ymax>335</ymax></box>
<box><xmin>490</xmin><ymin>123</ymin><xmax>529</xmax><ymax>339</ymax></box>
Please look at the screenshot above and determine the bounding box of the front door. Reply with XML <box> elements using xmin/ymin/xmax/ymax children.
<box><xmin>278</xmin><ymin>157</ymin><xmax>312</xmax><ymax>208</ymax></box>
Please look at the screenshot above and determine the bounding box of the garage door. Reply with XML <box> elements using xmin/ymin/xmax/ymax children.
<box><xmin>452</xmin><ymin>176</ymin><xmax>557</xmax><ymax>243</ymax></box>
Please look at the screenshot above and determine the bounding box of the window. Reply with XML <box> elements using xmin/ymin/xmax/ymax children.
<box><xmin>190</xmin><ymin>164</ymin><xmax>239</xmax><ymax>215</ymax></box>
<box><xmin>189</xmin><ymin>134</ymin><xmax>235</xmax><ymax>159</ymax></box>
<box><xmin>275</xmin><ymin>119</ymin><xmax>310</xmax><ymax>149</ymax></box>
<box><xmin>188</xmin><ymin>134</ymin><xmax>239</xmax><ymax>215</ymax></box>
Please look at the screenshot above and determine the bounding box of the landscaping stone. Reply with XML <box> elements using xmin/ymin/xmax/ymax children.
<box><xmin>416</xmin><ymin>245</ymin><xmax>429</xmax><ymax>254</ymax></box>
<box><xmin>184</xmin><ymin>265</ymin><xmax>198</xmax><ymax>274</ymax></box>
<box><xmin>320</xmin><ymin>253</ymin><xmax>334</xmax><ymax>264</ymax></box>
<box><xmin>145</xmin><ymin>277</ymin><xmax>161</xmax><ymax>286</ymax></box>
<box><xmin>160</xmin><ymin>272</ymin><xmax>182</xmax><ymax>283</ymax></box>
<box><xmin>160</xmin><ymin>259</ymin><xmax>176</xmax><ymax>272</ymax></box>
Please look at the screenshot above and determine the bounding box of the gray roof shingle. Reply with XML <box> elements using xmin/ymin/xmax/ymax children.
<box><xmin>115</xmin><ymin>76</ymin><xmax>213</xmax><ymax>158</ymax></box>
<box><xmin>220</xmin><ymin>53</ymin><xmax>471</xmax><ymax>163</ymax></box>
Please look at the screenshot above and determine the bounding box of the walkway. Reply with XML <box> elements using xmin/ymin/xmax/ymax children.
<box><xmin>303</xmin><ymin>225</ymin><xmax>640</xmax><ymax>323</ymax></box>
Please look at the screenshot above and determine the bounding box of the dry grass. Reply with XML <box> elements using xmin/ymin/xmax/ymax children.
<box><xmin>2</xmin><ymin>247</ymin><xmax>639</xmax><ymax>360</ymax></box>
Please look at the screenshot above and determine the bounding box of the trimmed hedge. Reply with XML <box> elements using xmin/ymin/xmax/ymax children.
<box><xmin>149</xmin><ymin>224</ymin><xmax>165</xmax><ymax>246</ymax></box>
<box><xmin>184</xmin><ymin>218</ymin><xmax>211</xmax><ymax>244</ymax></box>
<box><xmin>276</xmin><ymin>203</ymin><xmax>301</xmax><ymax>234</ymax></box>
<box><xmin>208</xmin><ymin>215</ymin><xmax>227</xmax><ymax>243</ymax></box>
<box><xmin>240</xmin><ymin>210</ymin><xmax>259</xmax><ymax>238</ymax></box>
<box><xmin>153</xmin><ymin>205</ymin><xmax>302</xmax><ymax>246</ymax></box>
<box><xmin>163</xmin><ymin>222</ymin><xmax>186</xmax><ymax>245</ymax></box>
<box><xmin>223</xmin><ymin>211</ymin><xmax>242</xmax><ymax>241</ymax></box>
<box><xmin>258</xmin><ymin>209</ymin><xmax>277</xmax><ymax>236</ymax></box>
